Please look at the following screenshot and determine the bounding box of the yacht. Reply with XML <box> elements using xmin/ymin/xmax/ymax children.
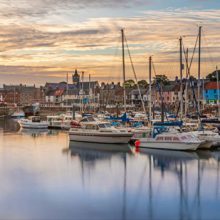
<box><xmin>18</xmin><ymin>116</ymin><xmax>48</xmax><ymax>129</ymax></box>
<box><xmin>69</xmin><ymin>119</ymin><xmax>133</xmax><ymax>144</ymax></box>
<box><xmin>136</xmin><ymin>133</ymin><xmax>203</xmax><ymax>151</ymax></box>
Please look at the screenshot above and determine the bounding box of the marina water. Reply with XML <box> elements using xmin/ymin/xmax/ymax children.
<box><xmin>0</xmin><ymin>119</ymin><xmax>219</xmax><ymax>220</ymax></box>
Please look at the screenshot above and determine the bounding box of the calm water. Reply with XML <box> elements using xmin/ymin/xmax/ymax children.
<box><xmin>0</xmin><ymin>119</ymin><xmax>220</xmax><ymax>220</ymax></box>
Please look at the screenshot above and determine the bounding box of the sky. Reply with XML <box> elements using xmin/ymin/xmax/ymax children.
<box><xmin>0</xmin><ymin>0</ymin><xmax>220</xmax><ymax>86</ymax></box>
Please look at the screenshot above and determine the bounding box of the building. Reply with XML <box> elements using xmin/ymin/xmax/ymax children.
<box><xmin>130</xmin><ymin>89</ymin><xmax>148</xmax><ymax>107</ymax></box>
<box><xmin>99</xmin><ymin>82</ymin><xmax>124</xmax><ymax>108</ymax></box>
<box><xmin>2</xmin><ymin>84</ymin><xmax>44</xmax><ymax>105</ymax></box>
<box><xmin>204</xmin><ymin>81</ymin><xmax>220</xmax><ymax>104</ymax></box>
<box><xmin>44</xmin><ymin>70</ymin><xmax>100</xmax><ymax>109</ymax></box>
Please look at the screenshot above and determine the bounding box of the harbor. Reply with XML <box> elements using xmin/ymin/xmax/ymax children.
<box><xmin>0</xmin><ymin>118</ymin><xmax>219</xmax><ymax>220</ymax></box>
<box><xmin>0</xmin><ymin>0</ymin><xmax>220</xmax><ymax>219</ymax></box>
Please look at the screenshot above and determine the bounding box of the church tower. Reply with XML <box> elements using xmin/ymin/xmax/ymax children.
<box><xmin>72</xmin><ymin>69</ymin><xmax>80</xmax><ymax>85</ymax></box>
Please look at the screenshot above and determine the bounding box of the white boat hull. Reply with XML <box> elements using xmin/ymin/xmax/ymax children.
<box><xmin>69</xmin><ymin>132</ymin><xmax>132</xmax><ymax>144</ymax></box>
<box><xmin>138</xmin><ymin>140</ymin><xmax>200</xmax><ymax>151</ymax></box>
<box><xmin>198</xmin><ymin>140</ymin><xmax>213</xmax><ymax>149</ymax></box>
<box><xmin>19</xmin><ymin>121</ymin><xmax>48</xmax><ymax>129</ymax></box>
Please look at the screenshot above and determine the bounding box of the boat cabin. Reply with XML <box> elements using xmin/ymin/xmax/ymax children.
<box><xmin>29</xmin><ymin>116</ymin><xmax>41</xmax><ymax>123</ymax></box>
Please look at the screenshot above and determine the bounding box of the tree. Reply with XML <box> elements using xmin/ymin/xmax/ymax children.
<box><xmin>153</xmin><ymin>75</ymin><xmax>170</xmax><ymax>85</ymax></box>
<box><xmin>137</xmin><ymin>80</ymin><xmax>148</xmax><ymax>88</ymax></box>
<box><xmin>189</xmin><ymin>75</ymin><xmax>197</xmax><ymax>81</ymax></box>
<box><xmin>206</xmin><ymin>70</ymin><xmax>220</xmax><ymax>81</ymax></box>
<box><xmin>123</xmin><ymin>79</ymin><xmax>136</xmax><ymax>88</ymax></box>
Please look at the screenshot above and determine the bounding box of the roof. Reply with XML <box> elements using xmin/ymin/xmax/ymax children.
<box><xmin>55</xmin><ymin>89</ymin><xmax>65</xmax><ymax>96</ymax></box>
<box><xmin>205</xmin><ymin>81</ymin><xmax>220</xmax><ymax>90</ymax></box>
<box><xmin>45</xmin><ymin>81</ymin><xmax>98</xmax><ymax>91</ymax></box>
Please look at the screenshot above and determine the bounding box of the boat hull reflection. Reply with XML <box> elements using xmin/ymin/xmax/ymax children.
<box><xmin>69</xmin><ymin>141</ymin><xmax>131</xmax><ymax>153</ymax></box>
<box><xmin>19</xmin><ymin>128</ymin><xmax>49</xmax><ymax>136</ymax></box>
<box><xmin>138</xmin><ymin>147</ymin><xmax>199</xmax><ymax>160</ymax></box>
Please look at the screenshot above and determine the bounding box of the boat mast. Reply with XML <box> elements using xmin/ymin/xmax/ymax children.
<box><xmin>149</xmin><ymin>56</ymin><xmax>152</xmax><ymax>123</ymax></box>
<box><xmin>202</xmin><ymin>77</ymin><xmax>205</xmax><ymax>111</ymax></box>
<box><xmin>185</xmin><ymin>48</ymin><xmax>189</xmax><ymax>117</ymax></box>
<box><xmin>81</xmin><ymin>71</ymin><xmax>84</xmax><ymax>113</ymax></box>
<box><xmin>66</xmin><ymin>73</ymin><xmax>69</xmax><ymax>108</ymax></box>
<box><xmin>198</xmin><ymin>26</ymin><xmax>202</xmax><ymax>114</ymax></box>
<box><xmin>121</xmin><ymin>29</ymin><xmax>126</xmax><ymax>113</ymax></box>
<box><xmin>216</xmin><ymin>66</ymin><xmax>220</xmax><ymax>117</ymax></box>
<box><xmin>179</xmin><ymin>37</ymin><xmax>183</xmax><ymax>120</ymax></box>
<box><xmin>89</xmin><ymin>74</ymin><xmax>91</xmax><ymax>108</ymax></box>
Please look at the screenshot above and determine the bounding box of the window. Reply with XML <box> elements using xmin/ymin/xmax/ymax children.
<box><xmin>214</xmin><ymin>90</ymin><xmax>217</xmax><ymax>94</ymax></box>
<box><xmin>157</xmin><ymin>136</ymin><xmax>163</xmax><ymax>141</ymax></box>
<box><xmin>165</xmin><ymin>137</ymin><xmax>172</xmax><ymax>141</ymax></box>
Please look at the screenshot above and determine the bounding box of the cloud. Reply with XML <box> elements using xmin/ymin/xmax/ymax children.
<box><xmin>0</xmin><ymin>8</ymin><xmax>220</xmax><ymax>85</ymax></box>
<box><xmin>0</xmin><ymin>0</ymin><xmax>149</xmax><ymax>20</ymax></box>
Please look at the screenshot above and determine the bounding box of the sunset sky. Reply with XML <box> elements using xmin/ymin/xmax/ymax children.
<box><xmin>0</xmin><ymin>0</ymin><xmax>220</xmax><ymax>86</ymax></box>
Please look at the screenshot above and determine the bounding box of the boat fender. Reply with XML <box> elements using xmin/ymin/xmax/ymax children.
<box><xmin>135</xmin><ymin>140</ymin><xmax>140</xmax><ymax>147</ymax></box>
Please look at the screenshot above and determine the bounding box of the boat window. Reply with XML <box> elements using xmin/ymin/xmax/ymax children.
<box><xmin>157</xmin><ymin>136</ymin><xmax>163</xmax><ymax>141</ymax></box>
<box><xmin>173</xmin><ymin>137</ymin><xmax>179</xmax><ymax>141</ymax></box>
<box><xmin>181</xmin><ymin>136</ymin><xmax>187</xmax><ymax>140</ymax></box>
<box><xmin>81</xmin><ymin>118</ymin><xmax>89</xmax><ymax>122</ymax></box>
<box><xmin>85</xmin><ymin>124</ymin><xmax>96</xmax><ymax>130</ymax></box>
<box><xmin>87</xmin><ymin>117</ymin><xmax>96</xmax><ymax>122</ymax></box>
<box><xmin>165</xmin><ymin>137</ymin><xmax>172</xmax><ymax>141</ymax></box>
<box><xmin>104</xmin><ymin>123</ymin><xmax>111</xmax><ymax>128</ymax></box>
<box><xmin>32</xmin><ymin>117</ymin><xmax>41</xmax><ymax>122</ymax></box>
<box><xmin>98</xmin><ymin>123</ymin><xmax>111</xmax><ymax>128</ymax></box>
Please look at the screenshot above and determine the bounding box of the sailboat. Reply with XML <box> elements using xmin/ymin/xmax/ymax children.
<box><xmin>137</xmin><ymin>43</ymin><xmax>205</xmax><ymax>151</ymax></box>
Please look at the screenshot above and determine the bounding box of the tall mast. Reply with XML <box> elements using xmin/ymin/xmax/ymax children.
<box><xmin>179</xmin><ymin>37</ymin><xmax>183</xmax><ymax>120</ymax></box>
<box><xmin>216</xmin><ymin>66</ymin><xmax>220</xmax><ymax>117</ymax></box>
<box><xmin>81</xmin><ymin>71</ymin><xmax>84</xmax><ymax>113</ymax></box>
<box><xmin>185</xmin><ymin>48</ymin><xmax>189</xmax><ymax>117</ymax></box>
<box><xmin>121</xmin><ymin>29</ymin><xmax>126</xmax><ymax>112</ymax></box>
<box><xmin>198</xmin><ymin>26</ymin><xmax>202</xmax><ymax>113</ymax></box>
<box><xmin>89</xmin><ymin>74</ymin><xmax>91</xmax><ymax>106</ymax></box>
<box><xmin>66</xmin><ymin>72</ymin><xmax>69</xmax><ymax>94</ymax></box>
<box><xmin>149</xmin><ymin>56</ymin><xmax>152</xmax><ymax>123</ymax></box>
<box><xmin>202</xmin><ymin>78</ymin><xmax>205</xmax><ymax>111</ymax></box>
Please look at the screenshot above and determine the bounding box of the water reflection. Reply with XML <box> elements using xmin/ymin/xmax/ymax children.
<box><xmin>0</xmin><ymin>118</ymin><xmax>20</xmax><ymax>133</ymax></box>
<box><xmin>137</xmin><ymin>148</ymin><xmax>220</xmax><ymax>220</ymax></box>
<box><xmin>64</xmin><ymin>143</ymin><xmax>220</xmax><ymax>220</ymax></box>
<box><xmin>19</xmin><ymin>128</ymin><xmax>49</xmax><ymax>137</ymax></box>
<box><xmin>0</xmin><ymin>120</ymin><xmax>219</xmax><ymax>220</ymax></box>
<box><xmin>66</xmin><ymin>142</ymin><xmax>131</xmax><ymax>220</ymax></box>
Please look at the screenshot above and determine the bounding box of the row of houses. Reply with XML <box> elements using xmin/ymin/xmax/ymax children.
<box><xmin>0</xmin><ymin>70</ymin><xmax>220</xmax><ymax>109</ymax></box>
<box><xmin>0</xmin><ymin>84</ymin><xmax>44</xmax><ymax>106</ymax></box>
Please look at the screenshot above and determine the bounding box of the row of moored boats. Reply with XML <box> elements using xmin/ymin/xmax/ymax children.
<box><xmin>14</xmin><ymin>111</ymin><xmax>220</xmax><ymax>151</ymax></box>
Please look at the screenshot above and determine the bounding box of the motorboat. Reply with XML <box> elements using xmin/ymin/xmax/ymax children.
<box><xmin>18</xmin><ymin>116</ymin><xmax>48</xmax><ymax>129</ymax></box>
<box><xmin>69</xmin><ymin>120</ymin><xmax>133</xmax><ymax>144</ymax></box>
<box><xmin>191</xmin><ymin>130</ymin><xmax>220</xmax><ymax>148</ymax></box>
<box><xmin>47</xmin><ymin>114</ymin><xmax>72</xmax><ymax>129</ymax></box>
<box><xmin>136</xmin><ymin>133</ymin><xmax>203</xmax><ymax>151</ymax></box>
<box><xmin>47</xmin><ymin>112</ymin><xmax>82</xmax><ymax>130</ymax></box>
